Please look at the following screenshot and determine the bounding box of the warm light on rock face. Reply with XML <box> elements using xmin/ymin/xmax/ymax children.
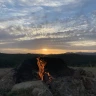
<box><xmin>37</xmin><ymin>57</ymin><xmax>46</xmax><ymax>80</ymax></box>
<box><xmin>36</xmin><ymin>57</ymin><xmax>53</xmax><ymax>83</ymax></box>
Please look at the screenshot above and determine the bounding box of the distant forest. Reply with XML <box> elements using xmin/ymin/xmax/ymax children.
<box><xmin>0</xmin><ymin>53</ymin><xmax>96</xmax><ymax>68</ymax></box>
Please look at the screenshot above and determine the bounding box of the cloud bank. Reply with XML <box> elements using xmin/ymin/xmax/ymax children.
<box><xmin>0</xmin><ymin>0</ymin><xmax>96</xmax><ymax>53</ymax></box>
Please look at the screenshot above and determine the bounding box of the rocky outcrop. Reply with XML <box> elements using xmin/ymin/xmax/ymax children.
<box><xmin>0</xmin><ymin>69</ymin><xmax>15</xmax><ymax>90</ymax></box>
<box><xmin>0</xmin><ymin>67</ymin><xmax>96</xmax><ymax>96</ymax></box>
<box><xmin>50</xmin><ymin>77</ymin><xmax>96</xmax><ymax>96</ymax></box>
<box><xmin>14</xmin><ymin>57</ymin><xmax>74</xmax><ymax>83</ymax></box>
<box><xmin>14</xmin><ymin>58</ymin><xmax>39</xmax><ymax>83</ymax></box>
<box><xmin>40</xmin><ymin>57</ymin><xmax>75</xmax><ymax>77</ymax></box>
<box><xmin>50</xmin><ymin>68</ymin><xmax>96</xmax><ymax>96</ymax></box>
<box><xmin>50</xmin><ymin>77</ymin><xmax>85</xmax><ymax>96</ymax></box>
<box><xmin>73</xmin><ymin>68</ymin><xmax>95</xmax><ymax>90</ymax></box>
<box><xmin>11</xmin><ymin>80</ymin><xmax>53</xmax><ymax>96</ymax></box>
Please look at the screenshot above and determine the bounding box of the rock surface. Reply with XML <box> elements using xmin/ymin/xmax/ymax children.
<box><xmin>11</xmin><ymin>68</ymin><xmax>96</xmax><ymax>96</ymax></box>
<box><xmin>0</xmin><ymin>69</ymin><xmax>15</xmax><ymax>90</ymax></box>
<box><xmin>50</xmin><ymin>77</ymin><xmax>85</xmax><ymax>96</ymax></box>
<box><xmin>14</xmin><ymin>58</ymin><xmax>39</xmax><ymax>83</ymax></box>
<box><xmin>50</xmin><ymin>68</ymin><xmax>96</xmax><ymax>96</ymax></box>
<box><xmin>14</xmin><ymin>57</ymin><xmax>74</xmax><ymax>83</ymax></box>
<box><xmin>0</xmin><ymin>66</ymin><xmax>96</xmax><ymax>96</ymax></box>
<box><xmin>11</xmin><ymin>80</ymin><xmax>53</xmax><ymax>96</ymax></box>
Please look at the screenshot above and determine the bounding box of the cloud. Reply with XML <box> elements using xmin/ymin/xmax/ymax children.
<box><xmin>0</xmin><ymin>0</ymin><xmax>83</xmax><ymax>7</ymax></box>
<box><xmin>0</xmin><ymin>0</ymin><xmax>96</xmax><ymax>53</ymax></box>
<box><xmin>68</xmin><ymin>40</ymin><xmax>96</xmax><ymax>47</ymax></box>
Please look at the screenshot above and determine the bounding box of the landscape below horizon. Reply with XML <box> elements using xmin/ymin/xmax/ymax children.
<box><xmin>1</xmin><ymin>0</ymin><xmax>96</xmax><ymax>96</ymax></box>
<box><xmin>0</xmin><ymin>52</ymin><xmax>96</xmax><ymax>96</ymax></box>
<box><xmin>0</xmin><ymin>52</ymin><xmax>96</xmax><ymax>68</ymax></box>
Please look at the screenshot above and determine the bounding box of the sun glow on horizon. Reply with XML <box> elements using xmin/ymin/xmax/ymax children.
<box><xmin>41</xmin><ymin>48</ymin><xmax>48</xmax><ymax>54</ymax></box>
<box><xmin>42</xmin><ymin>48</ymin><xmax>48</xmax><ymax>51</ymax></box>
<box><xmin>1</xmin><ymin>48</ymin><xmax>96</xmax><ymax>54</ymax></box>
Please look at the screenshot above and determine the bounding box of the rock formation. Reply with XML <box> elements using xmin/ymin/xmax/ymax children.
<box><xmin>13</xmin><ymin>57</ymin><xmax>74</xmax><ymax>83</ymax></box>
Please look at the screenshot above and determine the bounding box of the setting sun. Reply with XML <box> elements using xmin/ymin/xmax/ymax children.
<box><xmin>41</xmin><ymin>48</ymin><xmax>48</xmax><ymax>54</ymax></box>
<box><xmin>42</xmin><ymin>48</ymin><xmax>48</xmax><ymax>51</ymax></box>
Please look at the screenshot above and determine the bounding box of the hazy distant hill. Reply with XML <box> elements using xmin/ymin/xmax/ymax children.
<box><xmin>0</xmin><ymin>53</ymin><xmax>96</xmax><ymax>68</ymax></box>
<box><xmin>76</xmin><ymin>52</ymin><xmax>96</xmax><ymax>55</ymax></box>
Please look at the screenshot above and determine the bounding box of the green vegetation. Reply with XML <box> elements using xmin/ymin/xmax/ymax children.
<box><xmin>0</xmin><ymin>53</ymin><xmax>96</xmax><ymax>68</ymax></box>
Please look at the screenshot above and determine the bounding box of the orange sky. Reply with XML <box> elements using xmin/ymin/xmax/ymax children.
<box><xmin>1</xmin><ymin>48</ymin><xmax>96</xmax><ymax>54</ymax></box>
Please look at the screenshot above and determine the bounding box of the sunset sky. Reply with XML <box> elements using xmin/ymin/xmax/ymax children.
<box><xmin>0</xmin><ymin>0</ymin><xmax>96</xmax><ymax>54</ymax></box>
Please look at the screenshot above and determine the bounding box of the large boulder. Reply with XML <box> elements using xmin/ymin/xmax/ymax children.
<box><xmin>50</xmin><ymin>77</ymin><xmax>96</xmax><ymax>96</ymax></box>
<box><xmin>14</xmin><ymin>58</ymin><xmax>39</xmax><ymax>83</ymax></box>
<box><xmin>50</xmin><ymin>69</ymin><xmax>96</xmax><ymax>96</ymax></box>
<box><xmin>10</xmin><ymin>80</ymin><xmax>53</xmax><ymax>96</ymax></box>
<box><xmin>40</xmin><ymin>57</ymin><xmax>74</xmax><ymax>77</ymax></box>
<box><xmin>50</xmin><ymin>77</ymin><xmax>85</xmax><ymax>96</ymax></box>
<box><xmin>73</xmin><ymin>68</ymin><xmax>95</xmax><ymax>90</ymax></box>
<box><xmin>0</xmin><ymin>69</ymin><xmax>15</xmax><ymax>90</ymax></box>
<box><xmin>14</xmin><ymin>57</ymin><xmax>74</xmax><ymax>83</ymax></box>
<box><xmin>73</xmin><ymin>68</ymin><xmax>95</xmax><ymax>79</ymax></box>
<box><xmin>0</xmin><ymin>69</ymin><xmax>15</xmax><ymax>96</ymax></box>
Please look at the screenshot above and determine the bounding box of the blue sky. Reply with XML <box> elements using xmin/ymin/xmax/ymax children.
<box><xmin>0</xmin><ymin>0</ymin><xmax>96</xmax><ymax>54</ymax></box>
